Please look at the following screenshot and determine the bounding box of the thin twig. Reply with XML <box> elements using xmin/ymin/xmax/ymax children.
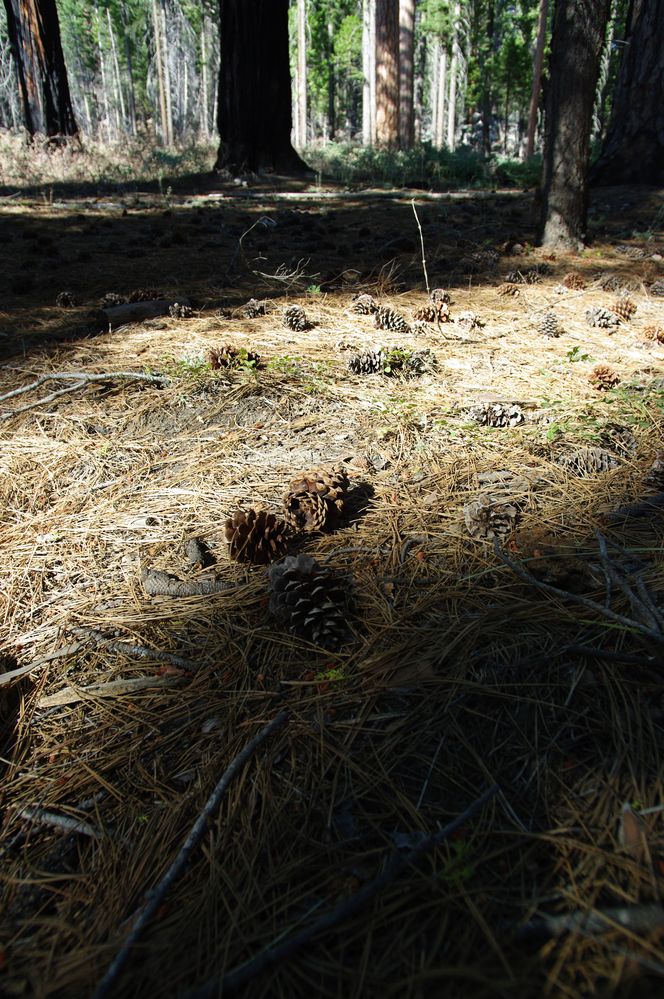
<box><xmin>188</xmin><ymin>784</ymin><xmax>498</xmax><ymax>998</ymax></box>
<box><xmin>70</xmin><ymin>627</ymin><xmax>200</xmax><ymax>672</ymax></box>
<box><xmin>411</xmin><ymin>199</ymin><xmax>430</xmax><ymax>295</ymax></box>
<box><xmin>0</xmin><ymin>371</ymin><xmax>167</xmax><ymax>420</ymax></box>
<box><xmin>90</xmin><ymin>710</ymin><xmax>288</xmax><ymax>999</ymax></box>
<box><xmin>0</xmin><ymin>643</ymin><xmax>85</xmax><ymax>687</ymax></box>
<box><xmin>14</xmin><ymin>805</ymin><xmax>102</xmax><ymax>839</ymax></box>
<box><xmin>493</xmin><ymin>539</ymin><xmax>664</xmax><ymax>645</ymax></box>
<box><xmin>37</xmin><ymin>675</ymin><xmax>184</xmax><ymax>708</ymax></box>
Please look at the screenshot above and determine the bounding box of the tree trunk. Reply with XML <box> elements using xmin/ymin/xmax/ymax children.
<box><xmin>294</xmin><ymin>0</ymin><xmax>307</xmax><ymax>148</ymax></box>
<box><xmin>537</xmin><ymin>0</ymin><xmax>610</xmax><ymax>249</ymax></box>
<box><xmin>526</xmin><ymin>0</ymin><xmax>548</xmax><ymax>158</ymax></box>
<box><xmin>362</xmin><ymin>0</ymin><xmax>376</xmax><ymax>144</ymax></box>
<box><xmin>200</xmin><ymin>21</ymin><xmax>209</xmax><ymax>138</ymax></box>
<box><xmin>160</xmin><ymin>0</ymin><xmax>173</xmax><ymax>146</ymax></box>
<box><xmin>592</xmin><ymin>0</ymin><xmax>664</xmax><ymax>185</ymax></box>
<box><xmin>107</xmin><ymin>7</ymin><xmax>125</xmax><ymax>134</ymax></box>
<box><xmin>446</xmin><ymin>0</ymin><xmax>461</xmax><ymax>150</ymax></box>
<box><xmin>375</xmin><ymin>0</ymin><xmax>399</xmax><ymax>146</ymax></box>
<box><xmin>215</xmin><ymin>0</ymin><xmax>308</xmax><ymax>174</ymax></box>
<box><xmin>398</xmin><ymin>0</ymin><xmax>415</xmax><ymax>148</ymax></box>
<box><xmin>3</xmin><ymin>0</ymin><xmax>77</xmax><ymax>137</ymax></box>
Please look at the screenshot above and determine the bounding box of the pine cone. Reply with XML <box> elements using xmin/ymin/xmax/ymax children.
<box><xmin>464</xmin><ymin>497</ymin><xmax>520</xmax><ymax>540</ymax></box>
<box><xmin>100</xmin><ymin>292</ymin><xmax>126</xmax><ymax>308</ymax></box>
<box><xmin>350</xmin><ymin>293</ymin><xmax>378</xmax><ymax>314</ymax></box>
<box><xmin>347</xmin><ymin>349</ymin><xmax>386</xmax><ymax>374</ymax></box>
<box><xmin>456</xmin><ymin>311</ymin><xmax>484</xmax><ymax>332</ymax></box>
<box><xmin>284</xmin><ymin>304</ymin><xmax>308</xmax><ymax>331</ymax></box>
<box><xmin>242</xmin><ymin>298</ymin><xmax>267</xmax><ymax>318</ymax></box>
<box><xmin>612</xmin><ymin>296</ymin><xmax>637</xmax><ymax>321</ymax></box>
<box><xmin>645</xmin><ymin>452</ymin><xmax>664</xmax><ymax>490</ymax></box>
<box><xmin>208</xmin><ymin>345</ymin><xmax>260</xmax><ymax>369</ymax></box>
<box><xmin>413</xmin><ymin>301</ymin><xmax>451</xmax><ymax>323</ymax></box>
<box><xmin>539</xmin><ymin>312</ymin><xmax>560</xmax><ymax>338</ymax></box>
<box><xmin>224</xmin><ymin>509</ymin><xmax>289</xmax><ymax>565</ymax></box>
<box><xmin>128</xmin><ymin>287</ymin><xmax>162</xmax><ymax>302</ymax></box>
<box><xmin>563</xmin><ymin>272</ymin><xmax>586</xmax><ymax>290</ymax></box>
<box><xmin>588</xmin><ymin>364</ymin><xmax>620</xmax><ymax>390</ymax></box>
<box><xmin>404</xmin><ymin>348</ymin><xmax>436</xmax><ymax>375</ymax></box>
<box><xmin>374</xmin><ymin>305</ymin><xmax>411</xmax><ymax>334</ymax></box>
<box><xmin>56</xmin><ymin>290</ymin><xmax>77</xmax><ymax>307</ymax></box>
<box><xmin>556</xmin><ymin>446</ymin><xmax>619</xmax><ymax>476</ymax></box>
<box><xmin>642</xmin><ymin>324</ymin><xmax>664</xmax><ymax>344</ymax></box>
<box><xmin>505</xmin><ymin>265</ymin><xmax>548</xmax><ymax>284</ymax></box>
<box><xmin>430</xmin><ymin>288</ymin><xmax>451</xmax><ymax>305</ymax></box>
<box><xmin>284</xmin><ymin>466</ymin><xmax>349</xmax><ymax>533</ymax></box>
<box><xmin>468</xmin><ymin>403</ymin><xmax>525</xmax><ymax>427</ymax></box>
<box><xmin>497</xmin><ymin>283</ymin><xmax>520</xmax><ymax>297</ymax></box>
<box><xmin>268</xmin><ymin>554</ymin><xmax>351</xmax><ymax>650</ymax></box>
<box><xmin>594</xmin><ymin>272</ymin><xmax>625</xmax><ymax>292</ymax></box>
<box><xmin>586</xmin><ymin>307</ymin><xmax>621</xmax><ymax>329</ymax></box>
<box><xmin>650</xmin><ymin>280</ymin><xmax>664</xmax><ymax>297</ymax></box>
<box><xmin>169</xmin><ymin>302</ymin><xmax>193</xmax><ymax>319</ymax></box>
<box><xmin>615</xmin><ymin>244</ymin><xmax>645</xmax><ymax>259</ymax></box>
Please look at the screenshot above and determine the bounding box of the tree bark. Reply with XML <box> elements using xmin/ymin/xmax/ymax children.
<box><xmin>537</xmin><ymin>0</ymin><xmax>610</xmax><ymax>250</ymax></box>
<box><xmin>398</xmin><ymin>0</ymin><xmax>415</xmax><ymax>148</ymax></box>
<box><xmin>215</xmin><ymin>0</ymin><xmax>308</xmax><ymax>174</ymax></box>
<box><xmin>592</xmin><ymin>0</ymin><xmax>664</xmax><ymax>185</ymax></box>
<box><xmin>526</xmin><ymin>0</ymin><xmax>547</xmax><ymax>158</ymax></box>
<box><xmin>294</xmin><ymin>0</ymin><xmax>307</xmax><ymax>148</ymax></box>
<box><xmin>375</xmin><ymin>0</ymin><xmax>399</xmax><ymax>146</ymax></box>
<box><xmin>3</xmin><ymin>0</ymin><xmax>77</xmax><ymax>137</ymax></box>
<box><xmin>446</xmin><ymin>0</ymin><xmax>461</xmax><ymax>151</ymax></box>
<box><xmin>362</xmin><ymin>0</ymin><xmax>376</xmax><ymax>144</ymax></box>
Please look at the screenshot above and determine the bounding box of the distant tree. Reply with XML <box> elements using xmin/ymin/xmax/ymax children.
<box><xmin>525</xmin><ymin>0</ymin><xmax>548</xmax><ymax>158</ymax></box>
<box><xmin>592</xmin><ymin>0</ymin><xmax>664</xmax><ymax>185</ymax></box>
<box><xmin>398</xmin><ymin>0</ymin><xmax>415</xmax><ymax>147</ymax></box>
<box><xmin>375</xmin><ymin>0</ymin><xmax>399</xmax><ymax>145</ymax></box>
<box><xmin>537</xmin><ymin>0</ymin><xmax>610</xmax><ymax>249</ymax></box>
<box><xmin>215</xmin><ymin>0</ymin><xmax>308</xmax><ymax>174</ymax></box>
<box><xmin>3</xmin><ymin>0</ymin><xmax>78</xmax><ymax>137</ymax></box>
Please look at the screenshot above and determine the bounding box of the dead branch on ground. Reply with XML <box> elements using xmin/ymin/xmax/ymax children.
<box><xmin>0</xmin><ymin>371</ymin><xmax>168</xmax><ymax>421</ymax></box>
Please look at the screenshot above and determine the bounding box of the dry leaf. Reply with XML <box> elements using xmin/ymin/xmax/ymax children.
<box><xmin>619</xmin><ymin>803</ymin><xmax>646</xmax><ymax>860</ymax></box>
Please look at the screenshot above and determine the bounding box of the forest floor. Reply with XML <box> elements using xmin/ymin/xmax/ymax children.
<box><xmin>1</xmin><ymin>174</ymin><xmax>663</xmax><ymax>998</ymax></box>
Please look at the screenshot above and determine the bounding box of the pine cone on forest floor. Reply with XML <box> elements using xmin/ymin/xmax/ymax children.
<box><xmin>128</xmin><ymin>287</ymin><xmax>162</xmax><ymax>302</ymax></box>
<box><xmin>347</xmin><ymin>349</ymin><xmax>385</xmax><ymax>375</ymax></box>
<box><xmin>645</xmin><ymin>452</ymin><xmax>664</xmax><ymax>490</ymax></box>
<box><xmin>413</xmin><ymin>301</ymin><xmax>451</xmax><ymax>322</ymax></box>
<box><xmin>650</xmin><ymin>280</ymin><xmax>664</xmax><ymax>297</ymax></box>
<box><xmin>100</xmin><ymin>292</ymin><xmax>126</xmax><ymax>308</ymax></box>
<box><xmin>268</xmin><ymin>554</ymin><xmax>352</xmax><ymax>650</ymax></box>
<box><xmin>284</xmin><ymin>305</ymin><xmax>309</xmax><ymax>331</ymax></box>
<box><xmin>224</xmin><ymin>509</ymin><xmax>289</xmax><ymax>565</ymax></box>
<box><xmin>464</xmin><ymin>496</ymin><xmax>520</xmax><ymax>540</ymax></box>
<box><xmin>242</xmin><ymin>298</ymin><xmax>267</xmax><ymax>318</ymax></box>
<box><xmin>56</xmin><ymin>291</ymin><xmax>77</xmax><ymax>307</ymax></box>
<box><xmin>612</xmin><ymin>296</ymin><xmax>637</xmax><ymax>321</ymax></box>
<box><xmin>283</xmin><ymin>466</ymin><xmax>350</xmax><ymax>533</ymax></box>
<box><xmin>642</xmin><ymin>324</ymin><xmax>664</xmax><ymax>344</ymax></box>
<box><xmin>169</xmin><ymin>302</ymin><xmax>193</xmax><ymax>319</ymax></box>
<box><xmin>539</xmin><ymin>312</ymin><xmax>560</xmax><ymax>338</ymax></box>
<box><xmin>350</xmin><ymin>293</ymin><xmax>379</xmax><ymax>314</ymax></box>
<box><xmin>563</xmin><ymin>272</ymin><xmax>586</xmax><ymax>290</ymax></box>
<box><xmin>556</xmin><ymin>446</ymin><xmax>619</xmax><ymax>476</ymax></box>
<box><xmin>467</xmin><ymin>403</ymin><xmax>525</xmax><ymax>427</ymax></box>
<box><xmin>588</xmin><ymin>364</ymin><xmax>621</xmax><ymax>391</ymax></box>
<box><xmin>430</xmin><ymin>288</ymin><xmax>451</xmax><ymax>305</ymax></box>
<box><xmin>586</xmin><ymin>307</ymin><xmax>621</xmax><ymax>329</ymax></box>
<box><xmin>208</xmin><ymin>344</ymin><xmax>261</xmax><ymax>370</ymax></box>
<box><xmin>374</xmin><ymin>305</ymin><xmax>411</xmax><ymax>334</ymax></box>
<box><xmin>497</xmin><ymin>283</ymin><xmax>520</xmax><ymax>297</ymax></box>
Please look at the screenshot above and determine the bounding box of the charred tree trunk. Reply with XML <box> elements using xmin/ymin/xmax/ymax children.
<box><xmin>214</xmin><ymin>0</ymin><xmax>308</xmax><ymax>175</ymax></box>
<box><xmin>537</xmin><ymin>0</ymin><xmax>610</xmax><ymax>250</ymax></box>
<box><xmin>3</xmin><ymin>0</ymin><xmax>77</xmax><ymax>137</ymax></box>
<box><xmin>592</xmin><ymin>0</ymin><xmax>664</xmax><ymax>185</ymax></box>
<box><xmin>375</xmin><ymin>0</ymin><xmax>399</xmax><ymax>147</ymax></box>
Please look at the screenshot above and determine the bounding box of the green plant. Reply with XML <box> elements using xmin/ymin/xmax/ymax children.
<box><xmin>567</xmin><ymin>345</ymin><xmax>591</xmax><ymax>363</ymax></box>
<box><xmin>267</xmin><ymin>355</ymin><xmax>303</xmax><ymax>377</ymax></box>
<box><xmin>439</xmin><ymin>839</ymin><xmax>475</xmax><ymax>886</ymax></box>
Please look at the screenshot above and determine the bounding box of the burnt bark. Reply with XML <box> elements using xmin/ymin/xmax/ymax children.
<box><xmin>3</xmin><ymin>0</ymin><xmax>77</xmax><ymax>137</ymax></box>
<box><xmin>214</xmin><ymin>0</ymin><xmax>309</xmax><ymax>175</ymax></box>
<box><xmin>592</xmin><ymin>0</ymin><xmax>664</xmax><ymax>185</ymax></box>
<box><xmin>537</xmin><ymin>0</ymin><xmax>610</xmax><ymax>249</ymax></box>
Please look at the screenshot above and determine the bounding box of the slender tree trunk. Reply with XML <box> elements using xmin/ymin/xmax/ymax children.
<box><xmin>215</xmin><ymin>0</ymin><xmax>308</xmax><ymax>174</ymax></box>
<box><xmin>151</xmin><ymin>0</ymin><xmax>168</xmax><ymax>143</ymax></box>
<box><xmin>433</xmin><ymin>41</ymin><xmax>447</xmax><ymax>149</ymax></box>
<box><xmin>326</xmin><ymin>18</ymin><xmax>335</xmax><ymax>140</ymax></box>
<box><xmin>95</xmin><ymin>3</ymin><xmax>110</xmax><ymax>139</ymax></box>
<box><xmin>480</xmin><ymin>0</ymin><xmax>494</xmax><ymax>157</ymax></box>
<box><xmin>398</xmin><ymin>0</ymin><xmax>415</xmax><ymax>148</ymax></box>
<box><xmin>446</xmin><ymin>0</ymin><xmax>460</xmax><ymax>150</ymax></box>
<box><xmin>122</xmin><ymin>14</ymin><xmax>137</xmax><ymax>135</ymax></box>
<box><xmin>526</xmin><ymin>0</ymin><xmax>548</xmax><ymax>158</ymax></box>
<box><xmin>200</xmin><ymin>21</ymin><xmax>208</xmax><ymax>137</ymax></box>
<box><xmin>294</xmin><ymin>0</ymin><xmax>307</xmax><ymax>148</ymax></box>
<box><xmin>107</xmin><ymin>7</ymin><xmax>125</xmax><ymax>133</ymax></box>
<box><xmin>362</xmin><ymin>0</ymin><xmax>375</xmax><ymax>144</ymax></box>
<box><xmin>375</xmin><ymin>0</ymin><xmax>399</xmax><ymax>146</ymax></box>
<box><xmin>3</xmin><ymin>0</ymin><xmax>78</xmax><ymax>137</ymax></box>
<box><xmin>537</xmin><ymin>0</ymin><xmax>611</xmax><ymax>249</ymax></box>
<box><xmin>592</xmin><ymin>0</ymin><xmax>664</xmax><ymax>185</ymax></box>
<box><xmin>160</xmin><ymin>0</ymin><xmax>173</xmax><ymax>146</ymax></box>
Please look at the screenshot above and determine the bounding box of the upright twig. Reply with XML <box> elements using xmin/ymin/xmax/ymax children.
<box><xmin>90</xmin><ymin>710</ymin><xmax>289</xmax><ymax>999</ymax></box>
<box><xmin>411</xmin><ymin>199</ymin><xmax>430</xmax><ymax>295</ymax></box>
<box><xmin>188</xmin><ymin>784</ymin><xmax>498</xmax><ymax>998</ymax></box>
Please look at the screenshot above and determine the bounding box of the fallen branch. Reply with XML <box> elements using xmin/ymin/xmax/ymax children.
<box><xmin>0</xmin><ymin>371</ymin><xmax>168</xmax><ymax>421</ymax></box>
<box><xmin>14</xmin><ymin>805</ymin><xmax>102</xmax><ymax>839</ymax></box>
<box><xmin>493</xmin><ymin>537</ymin><xmax>664</xmax><ymax>646</ymax></box>
<box><xmin>90</xmin><ymin>298</ymin><xmax>191</xmax><ymax>330</ymax></box>
<box><xmin>91</xmin><ymin>710</ymin><xmax>288</xmax><ymax>999</ymax></box>
<box><xmin>70</xmin><ymin>626</ymin><xmax>199</xmax><ymax>673</ymax></box>
<box><xmin>188</xmin><ymin>784</ymin><xmax>498</xmax><ymax>998</ymax></box>
<box><xmin>37</xmin><ymin>674</ymin><xmax>184</xmax><ymax>708</ymax></box>
<box><xmin>0</xmin><ymin>642</ymin><xmax>85</xmax><ymax>687</ymax></box>
<box><xmin>514</xmin><ymin>903</ymin><xmax>664</xmax><ymax>940</ymax></box>
<box><xmin>141</xmin><ymin>568</ymin><xmax>234</xmax><ymax>597</ymax></box>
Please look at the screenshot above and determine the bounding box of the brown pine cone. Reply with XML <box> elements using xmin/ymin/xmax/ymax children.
<box><xmin>284</xmin><ymin>466</ymin><xmax>349</xmax><ymax>533</ymax></box>
<box><xmin>588</xmin><ymin>364</ymin><xmax>621</xmax><ymax>391</ymax></box>
<box><xmin>224</xmin><ymin>509</ymin><xmax>289</xmax><ymax>564</ymax></box>
<box><xmin>562</xmin><ymin>272</ymin><xmax>586</xmax><ymax>290</ymax></box>
<box><xmin>642</xmin><ymin>324</ymin><xmax>664</xmax><ymax>344</ymax></box>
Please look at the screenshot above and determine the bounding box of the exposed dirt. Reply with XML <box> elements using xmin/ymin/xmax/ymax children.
<box><xmin>1</xmin><ymin>179</ymin><xmax>663</xmax><ymax>998</ymax></box>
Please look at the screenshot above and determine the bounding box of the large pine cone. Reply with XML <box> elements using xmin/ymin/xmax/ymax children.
<box><xmin>224</xmin><ymin>509</ymin><xmax>289</xmax><ymax>564</ymax></box>
<box><xmin>467</xmin><ymin>403</ymin><xmax>525</xmax><ymax>427</ymax></box>
<box><xmin>284</xmin><ymin>466</ymin><xmax>349</xmax><ymax>533</ymax></box>
<box><xmin>464</xmin><ymin>497</ymin><xmax>519</xmax><ymax>540</ymax></box>
<box><xmin>588</xmin><ymin>364</ymin><xmax>620</xmax><ymax>390</ymax></box>
<box><xmin>284</xmin><ymin>304</ymin><xmax>308</xmax><ymax>331</ymax></box>
<box><xmin>350</xmin><ymin>293</ymin><xmax>378</xmax><ymax>314</ymax></box>
<box><xmin>374</xmin><ymin>305</ymin><xmax>411</xmax><ymax>334</ymax></box>
<box><xmin>556</xmin><ymin>446</ymin><xmax>619</xmax><ymax>476</ymax></box>
<box><xmin>611</xmin><ymin>296</ymin><xmax>637</xmax><ymax>321</ymax></box>
<box><xmin>268</xmin><ymin>555</ymin><xmax>351</xmax><ymax>649</ymax></box>
<box><xmin>348</xmin><ymin>349</ymin><xmax>385</xmax><ymax>374</ymax></box>
<box><xmin>586</xmin><ymin>307</ymin><xmax>620</xmax><ymax>328</ymax></box>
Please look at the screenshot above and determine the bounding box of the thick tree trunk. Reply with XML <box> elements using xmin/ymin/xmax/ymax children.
<box><xmin>398</xmin><ymin>0</ymin><xmax>415</xmax><ymax>148</ymax></box>
<box><xmin>592</xmin><ymin>0</ymin><xmax>664</xmax><ymax>185</ymax></box>
<box><xmin>537</xmin><ymin>0</ymin><xmax>610</xmax><ymax>250</ymax></box>
<box><xmin>3</xmin><ymin>0</ymin><xmax>77</xmax><ymax>137</ymax></box>
<box><xmin>215</xmin><ymin>0</ymin><xmax>308</xmax><ymax>174</ymax></box>
<box><xmin>375</xmin><ymin>0</ymin><xmax>399</xmax><ymax>146</ymax></box>
<box><xmin>526</xmin><ymin>0</ymin><xmax>547</xmax><ymax>158</ymax></box>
